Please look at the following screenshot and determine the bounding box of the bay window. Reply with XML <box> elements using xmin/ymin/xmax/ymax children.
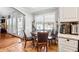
<box><xmin>34</xmin><ymin>12</ymin><xmax>56</xmax><ymax>34</ymax></box>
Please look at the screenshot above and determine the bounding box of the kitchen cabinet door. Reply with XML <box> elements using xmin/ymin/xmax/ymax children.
<box><xmin>59</xmin><ymin>7</ymin><xmax>77</xmax><ymax>19</ymax></box>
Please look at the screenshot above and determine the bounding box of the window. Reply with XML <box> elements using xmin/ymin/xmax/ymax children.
<box><xmin>34</xmin><ymin>12</ymin><xmax>56</xmax><ymax>33</ymax></box>
<box><xmin>35</xmin><ymin>15</ymin><xmax>44</xmax><ymax>31</ymax></box>
<box><xmin>44</xmin><ymin>13</ymin><xmax>55</xmax><ymax>31</ymax></box>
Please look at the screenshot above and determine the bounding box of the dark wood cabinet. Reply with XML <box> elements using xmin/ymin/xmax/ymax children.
<box><xmin>0</xmin><ymin>17</ymin><xmax>7</xmax><ymax>33</ymax></box>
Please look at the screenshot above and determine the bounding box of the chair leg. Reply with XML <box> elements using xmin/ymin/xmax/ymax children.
<box><xmin>37</xmin><ymin>46</ymin><xmax>39</xmax><ymax>52</ymax></box>
<box><xmin>37</xmin><ymin>45</ymin><xmax>41</xmax><ymax>52</ymax></box>
<box><xmin>24</xmin><ymin>41</ymin><xmax>27</xmax><ymax>48</ymax></box>
<box><xmin>46</xmin><ymin>44</ymin><xmax>48</xmax><ymax>52</ymax></box>
<box><xmin>49</xmin><ymin>40</ymin><xmax>50</xmax><ymax>46</ymax></box>
<box><xmin>36</xmin><ymin>42</ymin><xmax>39</xmax><ymax>52</ymax></box>
<box><xmin>32</xmin><ymin>40</ymin><xmax>35</xmax><ymax>47</ymax></box>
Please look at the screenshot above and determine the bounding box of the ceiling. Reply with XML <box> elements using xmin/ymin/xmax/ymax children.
<box><xmin>24</xmin><ymin>7</ymin><xmax>53</xmax><ymax>13</ymax></box>
<box><xmin>0</xmin><ymin>7</ymin><xmax>16</xmax><ymax>17</ymax></box>
<box><xmin>0</xmin><ymin>7</ymin><xmax>58</xmax><ymax>16</ymax></box>
<box><xmin>15</xmin><ymin>7</ymin><xmax>57</xmax><ymax>14</ymax></box>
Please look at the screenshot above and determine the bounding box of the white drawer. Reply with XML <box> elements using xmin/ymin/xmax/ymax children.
<box><xmin>58</xmin><ymin>38</ymin><xmax>78</xmax><ymax>48</ymax></box>
<box><xmin>59</xmin><ymin>44</ymin><xmax>78</xmax><ymax>52</ymax></box>
<box><xmin>61</xmin><ymin>48</ymin><xmax>77</xmax><ymax>52</ymax></box>
<box><xmin>65</xmin><ymin>39</ymin><xmax>78</xmax><ymax>48</ymax></box>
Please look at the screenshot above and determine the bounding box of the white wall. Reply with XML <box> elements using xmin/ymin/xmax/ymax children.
<box><xmin>25</xmin><ymin>13</ymin><xmax>33</xmax><ymax>37</ymax></box>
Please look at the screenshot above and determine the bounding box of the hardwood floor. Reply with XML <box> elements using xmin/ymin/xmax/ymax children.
<box><xmin>0</xmin><ymin>33</ymin><xmax>58</xmax><ymax>52</ymax></box>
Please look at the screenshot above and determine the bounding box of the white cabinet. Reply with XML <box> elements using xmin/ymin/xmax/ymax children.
<box><xmin>58</xmin><ymin>37</ymin><xmax>78</xmax><ymax>52</ymax></box>
<box><xmin>77</xmin><ymin>8</ymin><xmax>79</xmax><ymax>19</ymax></box>
<box><xmin>59</xmin><ymin>7</ymin><xmax>77</xmax><ymax>19</ymax></box>
<box><xmin>58</xmin><ymin>7</ymin><xmax>79</xmax><ymax>52</ymax></box>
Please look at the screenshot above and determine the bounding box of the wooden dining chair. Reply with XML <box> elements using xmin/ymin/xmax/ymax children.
<box><xmin>36</xmin><ymin>32</ymin><xmax>48</xmax><ymax>52</ymax></box>
<box><xmin>31</xmin><ymin>32</ymin><xmax>37</xmax><ymax>47</ymax></box>
<box><xmin>23</xmin><ymin>31</ymin><xmax>34</xmax><ymax>48</ymax></box>
<box><xmin>48</xmin><ymin>31</ymin><xmax>58</xmax><ymax>46</ymax></box>
<box><xmin>54</xmin><ymin>31</ymin><xmax>58</xmax><ymax>44</ymax></box>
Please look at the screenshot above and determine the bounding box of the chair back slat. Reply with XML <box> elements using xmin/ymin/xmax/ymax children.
<box><xmin>37</xmin><ymin>32</ymin><xmax>48</xmax><ymax>43</ymax></box>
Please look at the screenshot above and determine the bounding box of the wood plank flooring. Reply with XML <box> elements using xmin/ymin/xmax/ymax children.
<box><xmin>0</xmin><ymin>33</ymin><xmax>58</xmax><ymax>52</ymax></box>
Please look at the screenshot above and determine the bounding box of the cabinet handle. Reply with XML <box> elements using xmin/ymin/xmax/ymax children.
<box><xmin>67</xmin><ymin>39</ymin><xmax>69</xmax><ymax>41</ymax></box>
